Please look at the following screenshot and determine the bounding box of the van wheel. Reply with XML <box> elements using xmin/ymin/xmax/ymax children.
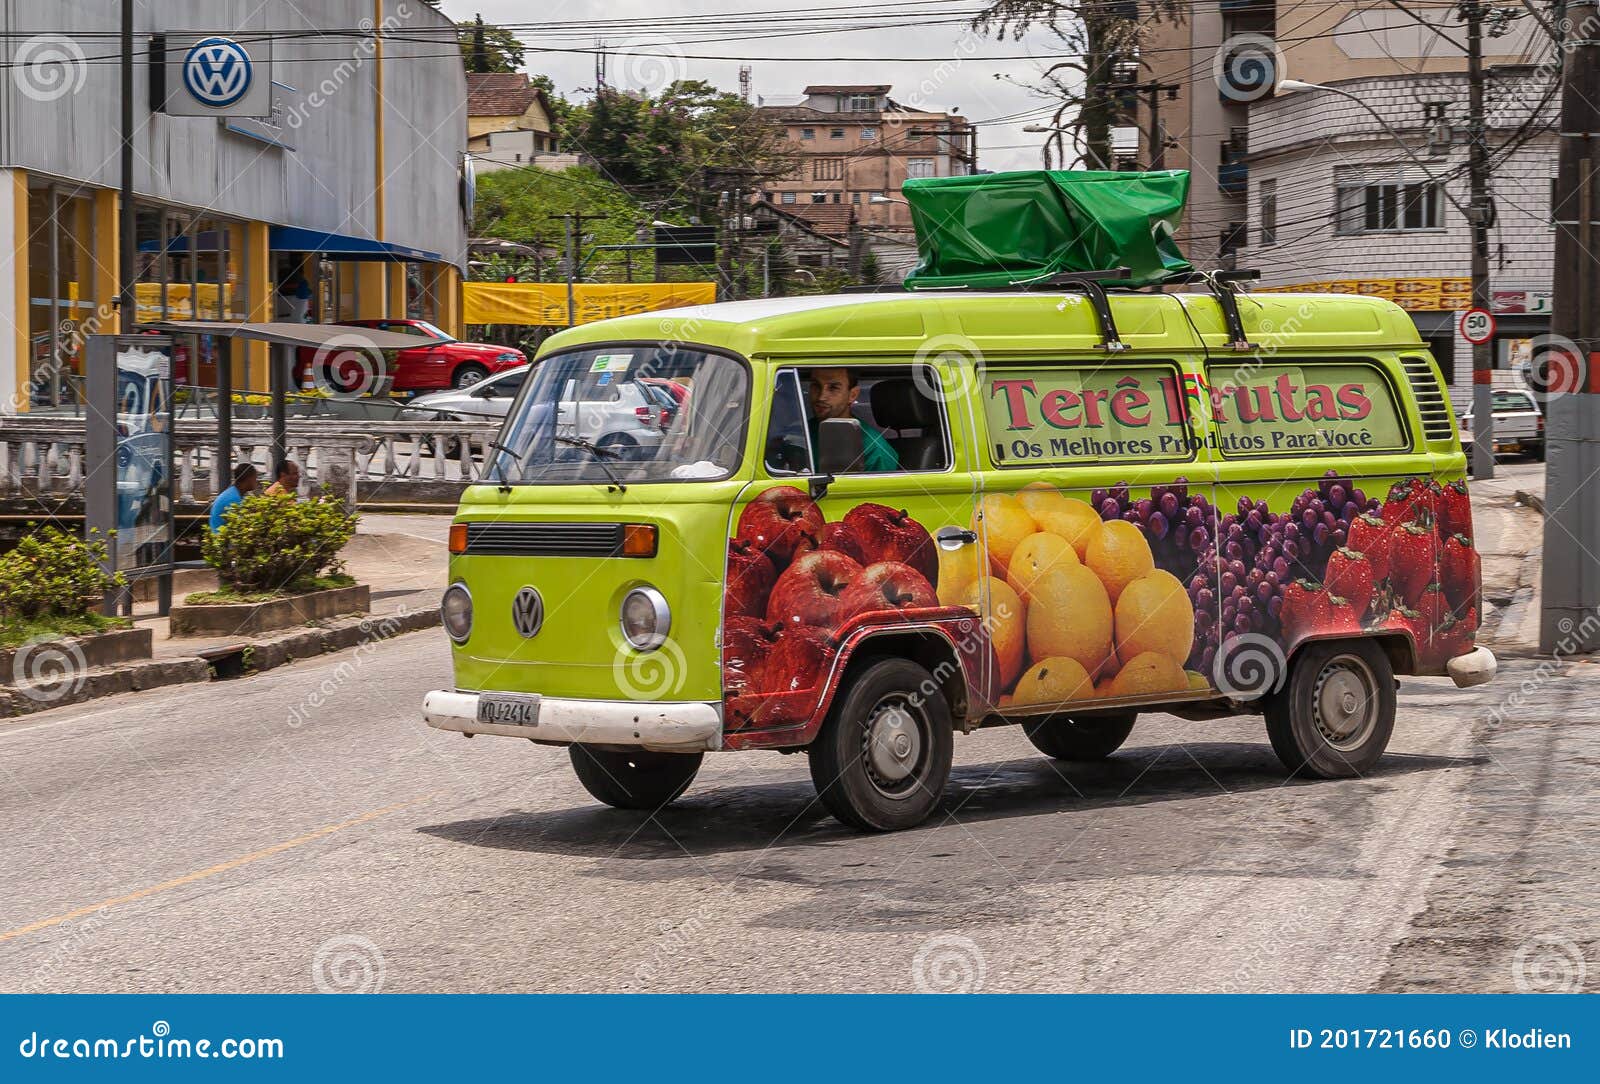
<box><xmin>569</xmin><ymin>745</ymin><xmax>702</xmax><ymax>810</ymax></box>
<box><xmin>1021</xmin><ymin>711</ymin><xmax>1136</xmax><ymax>760</ymax></box>
<box><xmin>1265</xmin><ymin>639</ymin><xmax>1395</xmax><ymax>778</ymax></box>
<box><xmin>809</xmin><ymin>659</ymin><xmax>953</xmax><ymax>832</ymax></box>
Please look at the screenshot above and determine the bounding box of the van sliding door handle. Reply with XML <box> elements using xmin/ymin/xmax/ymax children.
<box><xmin>936</xmin><ymin>527</ymin><xmax>979</xmax><ymax>548</ymax></box>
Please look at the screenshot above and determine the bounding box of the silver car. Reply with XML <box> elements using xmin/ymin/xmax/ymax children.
<box><xmin>403</xmin><ymin>365</ymin><xmax>672</xmax><ymax>453</ymax></box>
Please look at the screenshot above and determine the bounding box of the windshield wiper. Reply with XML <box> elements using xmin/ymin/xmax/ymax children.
<box><xmin>553</xmin><ymin>434</ymin><xmax>628</xmax><ymax>492</ymax></box>
<box><xmin>487</xmin><ymin>440</ymin><xmax>523</xmax><ymax>492</ymax></box>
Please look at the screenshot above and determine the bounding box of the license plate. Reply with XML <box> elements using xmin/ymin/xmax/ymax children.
<box><xmin>477</xmin><ymin>693</ymin><xmax>541</xmax><ymax>727</ymax></box>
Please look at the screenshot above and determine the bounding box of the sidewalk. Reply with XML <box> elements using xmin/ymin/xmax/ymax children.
<box><xmin>1468</xmin><ymin>464</ymin><xmax>1545</xmax><ymax>658</ymax></box>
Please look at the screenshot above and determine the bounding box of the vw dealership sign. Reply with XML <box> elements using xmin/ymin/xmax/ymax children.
<box><xmin>163</xmin><ymin>32</ymin><xmax>272</xmax><ymax>116</ymax></box>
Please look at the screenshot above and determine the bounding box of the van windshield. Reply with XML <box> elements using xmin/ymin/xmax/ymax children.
<box><xmin>491</xmin><ymin>346</ymin><xmax>749</xmax><ymax>485</ymax></box>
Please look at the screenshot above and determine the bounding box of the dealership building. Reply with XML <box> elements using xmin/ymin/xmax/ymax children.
<box><xmin>0</xmin><ymin>0</ymin><xmax>469</xmax><ymax>408</ymax></box>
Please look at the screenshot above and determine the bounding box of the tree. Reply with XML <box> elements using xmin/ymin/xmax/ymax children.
<box><xmin>562</xmin><ymin>80</ymin><xmax>797</xmax><ymax>219</ymax></box>
<box><xmin>421</xmin><ymin>3</ymin><xmax>526</xmax><ymax>73</ymax></box>
<box><xmin>973</xmin><ymin>2</ymin><xmax>1180</xmax><ymax>169</ymax></box>
<box><xmin>472</xmin><ymin>166</ymin><xmax>654</xmax><ymax>282</ymax></box>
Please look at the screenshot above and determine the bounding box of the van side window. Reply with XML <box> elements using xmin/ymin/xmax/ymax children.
<box><xmin>763</xmin><ymin>365</ymin><xmax>953</xmax><ymax>476</ymax></box>
<box><xmin>981</xmin><ymin>363</ymin><xmax>1196</xmax><ymax>466</ymax></box>
<box><xmin>1205</xmin><ymin>360</ymin><xmax>1410</xmax><ymax>457</ymax></box>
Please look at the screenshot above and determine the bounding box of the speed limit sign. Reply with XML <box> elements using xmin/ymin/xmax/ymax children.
<box><xmin>1460</xmin><ymin>308</ymin><xmax>1496</xmax><ymax>345</ymax></box>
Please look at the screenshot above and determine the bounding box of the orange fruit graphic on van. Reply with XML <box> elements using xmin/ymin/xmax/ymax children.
<box><xmin>1026</xmin><ymin>564</ymin><xmax>1114</xmax><ymax>679</ymax></box>
<box><xmin>1018</xmin><ymin>485</ymin><xmax>1103</xmax><ymax>559</ymax></box>
<box><xmin>935</xmin><ymin>538</ymin><xmax>982</xmax><ymax>607</ymax></box>
<box><xmin>955</xmin><ymin>576</ymin><xmax>1027</xmax><ymax>689</ymax></box>
<box><xmin>975</xmin><ymin>494</ymin><xmax>1037</xmax><ymax>576</ymax></box>
<box><xmin>1005</xmin><ymin>530</ymin><xmax>1079</xmax><ymax>604</ymax></box>
<box><xmin>1104</xmin><ymin>650</ymin><xmax>1188</xmax><ymax>698</ymax></box>
<box><xmin>1086</xmin><ymin>519</ymin><xmax>1155</xmax><ymax>604</ymax></box>
<box><xmin>1011</xmin><ymin>657</ymin><xmax>1093</xmax><ymax>706</ymax></box>
<box><xmin>1114</xmin><ymin>569</ymin><xmax>1194</xmax><ymax>664</ymax></box>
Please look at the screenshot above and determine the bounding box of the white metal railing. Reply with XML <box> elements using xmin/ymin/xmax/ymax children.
<box><xmin>0</xmin><ymin>416</ymin><xmax>503</xmax><ymax>506</ymax></box>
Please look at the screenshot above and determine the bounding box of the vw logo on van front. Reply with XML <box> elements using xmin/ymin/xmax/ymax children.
<box><xmin>511</xmin><ymin>587</ymin><xmax>544</xmax><ymax>639</ymax></box>
<box><xmin>182</xmin><ymin>36</ymin><xmax>253</xmax><ymax>108</ymax></box>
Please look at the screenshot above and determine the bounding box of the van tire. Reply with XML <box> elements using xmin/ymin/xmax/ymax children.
<box><xmin>1265</xmin><ymin>639</ymin><xmax>1395</xmax><ymax>779</ymax></box>
<box><xmin>1021</xmin><ymin>712</ymin><xmax>1136</xmax><ymax>760</ymax></box>
<box><xmin>569</xmin><ymin>745</ymin><xmax>702</xmax><ymax>810</ymax></box>
<box><xmin>808</xmin><ymin>658</ymin><xmax>953</xmax><ymax>832</ymax></box>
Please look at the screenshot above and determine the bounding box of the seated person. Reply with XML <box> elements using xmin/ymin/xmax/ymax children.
<box><xmin>264</xmin><ymin>458</ymin><xmax>300</xmax><ymax>497</ymax></box>
<box><xmin>806</xmin><ymin>367</ymin><xmax>899</xmax><ymax>473</ymax></box>
<box><xmin>209</xmin><ymin>463</ymin><xmax>258</xmax><ymax>532</ymax></box>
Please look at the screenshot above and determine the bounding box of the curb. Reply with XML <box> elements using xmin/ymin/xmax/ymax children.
<box><xmin>0</xmin><ymin>607</ymin><xmax>441</xmax><ymax>719</ymax></box>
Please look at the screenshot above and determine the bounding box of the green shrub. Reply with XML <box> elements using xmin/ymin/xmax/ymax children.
<box><xmin>0</xmin><ymin>527</ymin><xmax>123</xmax><ymax>622</ymax></box>
<box><xmin>203</xmin><ymin>491</ymin><xmax>358</xmax><ymax>594</ymax></box>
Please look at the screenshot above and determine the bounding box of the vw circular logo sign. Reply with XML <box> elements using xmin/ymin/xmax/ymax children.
<box><xmin>511</xmin><ymin>587</ymin><xmax>545</xmax><ymax>639</ymax></box>
<box><xmin>182</xmin><ymin>36</ymin><xmax>253</xmax><ymax>108</ymax></box>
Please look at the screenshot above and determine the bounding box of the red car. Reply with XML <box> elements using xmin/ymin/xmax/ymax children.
<box><xmin>294</xmin><ymin>319</ymin><xmax>527</xmax><ymax>394</ymax></box>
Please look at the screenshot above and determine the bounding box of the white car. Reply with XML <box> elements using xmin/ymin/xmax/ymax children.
<box><xmin>404</xmin><ymin>365</ymin><xmax>672</xmax><ymax>453</ymax></box>
<box><xmin>1459</xmin><ymin>387</ymin><xmax>1544</xmax><ymax>463</ymax></box>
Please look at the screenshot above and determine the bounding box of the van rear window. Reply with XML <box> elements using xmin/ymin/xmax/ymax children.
<box><xmin>1205</xmin><ymin>360</ymin><xmax>1410</xmax><ymax>457</ymax></box>
<box><xmin>982</xmin><ymin>363</ymin><xmax>1198</xmax><ymax>466</ymax></box>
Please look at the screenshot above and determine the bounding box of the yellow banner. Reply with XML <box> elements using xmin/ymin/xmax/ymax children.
<box><xmin>1256</xmin><ymin>277</ymin><xmax>1464</xmax><ymax>311</ymax></box>
<box><xmin>133</xmin><ymin>281</ymin><xmax>233</xmax><ymax>322</ymax></box>
<box><xmin>463</xmin><ymin>281</ymin><xmax>718</xmax><ymax>327</ymax></box>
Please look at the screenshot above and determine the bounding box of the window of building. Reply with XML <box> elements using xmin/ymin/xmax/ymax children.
<box><xmin>1337</xmin><ymin>182</ymin><xmax>1443</xmax><ymax>233</ymax></box>
<box><xmin>781</xmin><ymin>191</ymin><xmax>797</xmax><ymax>205</ymax></box>
<box><xmin>1259</xmin><ymin>178</ymin><xmax>1277</xmax><ymax>246</ymax></box>
<box><xmin>830</xmin><ymin>128</ymin><xmax>845</xmax><ymax>139</ymax></box>
<box><xmin>832</xmin><ymin>192</ymin><xmax>841</xmax><ymax>203</ymax></box>
<box><xmin>813</xmin><ymin>157</ymin><xmax>844</xmax><ymax>181</ymax></box>
<box><xmin>800</xmin><ymin>127</ymin><xmax>815</xmax><ymax>140</ymax></box>
<box><xmin>860</xmin><ymin>126</ymin><xmax>878</xmax><ymax>140</ymax></box>
<box><xmin>906</xmin><ymin>158</ymin><xmax>935</xmax><ymax>179</ymax></box>
<box><xmin>811</xmin><ymin>192</ymin><xmax>828</xmax><ymax>204</ymax></box>
<box><xmin>851</xmin><ymin>192</ymin><xmax>861</xmax><ymax>204</ymax></box>
<box><xmin>847</xmin><ymin>94</ymin><xmax>877</xmax><ymax>112</ymax></box>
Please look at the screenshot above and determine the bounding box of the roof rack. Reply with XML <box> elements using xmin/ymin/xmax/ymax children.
<box><xmin>1165</xmin><ymin>269</ymin><xmax>1260</xmax><ymax>352</ymax></box>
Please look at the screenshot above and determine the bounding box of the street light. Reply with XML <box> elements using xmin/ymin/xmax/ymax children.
<box><xmin>868</xmin><ymin>194</ymin><xmax>908</xmax><ymax>205</ymax></box>
<box><xmin>1021</xmin><ymin>124</ymin><xmax>1106</xmax><ymax>170</ymax></box>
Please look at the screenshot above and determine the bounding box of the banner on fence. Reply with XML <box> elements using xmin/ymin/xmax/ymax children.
<box><xmin>463</xmin><ymin>282</ymin><xmax>717</xmax><ymax>327</ymax></box>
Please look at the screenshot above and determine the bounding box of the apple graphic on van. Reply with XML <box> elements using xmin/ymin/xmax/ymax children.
<box><xmin>766</xmin><ymin>549</ymin><xmax>862</xmax><ymax>629</ymax></box>
<box><xmin>839</xmin><ymin>561</ymin><xmax>938</xmax><ymax>623</ymax></box>
<box><xmin>841</xmin><ymin>504</ymin><xmax>938</xmax><ymax>586</ymax></box>
<box><xmin>738</xmin><ymin>486</ymin><xmax>825</xmax><ymax>568</ymax></box>
<box><xmin>817</xmin><ymin>521</ymin><xmax>868</xmax><ymax>565</ymax></box>
<box><xmin>756</xmin><ymin>625</ymin><xmax>838</xmax><ymax>695</ymax></box>
<box><xmin>724</xmin><ymin>616</ymin><xmax>781</xmax><ymax>692</ymax></box>
<box><xmin>727</xmin><ymin>537</ymin><xmax>779</xmax><ymax>618</ymax></box>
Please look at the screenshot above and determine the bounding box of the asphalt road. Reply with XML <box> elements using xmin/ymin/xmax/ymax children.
<box><xmin>2</xmin><ymin>613</ymin><xmax>1593</xmax><ymax>993</ymax></box>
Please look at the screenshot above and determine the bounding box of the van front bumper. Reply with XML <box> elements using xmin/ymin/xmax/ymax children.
<box><xmin>1447</xmin><ymin>645</ymin><xmax>1497</xmax><ymax>688</ymax></box>
<box><xmin>422</xmin><ymin>690</ymin><xmax>723</xmax><ymax>752</ymax></box>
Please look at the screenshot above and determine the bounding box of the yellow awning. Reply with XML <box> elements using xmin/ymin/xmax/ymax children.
<box><xmin>463</xmin><ymin>281</ymin><xmax>717</xmax><ymax>327</ymax></box>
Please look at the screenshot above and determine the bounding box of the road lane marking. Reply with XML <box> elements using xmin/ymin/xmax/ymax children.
<box><xmin>0</xmin><ymin>793</ymin><xmax>439</xmax><ymax>945</ymax></box>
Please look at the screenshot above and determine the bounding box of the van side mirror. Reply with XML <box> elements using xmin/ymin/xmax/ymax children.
<box><xmin>816</xmin><ymin>418</ymin><xmax>865</xmax><ymax>475</ymax></box>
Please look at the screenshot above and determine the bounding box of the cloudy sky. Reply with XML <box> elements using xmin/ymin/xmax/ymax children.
<box><xmin>433</xmin><ymin>0</ymin><xmax>1069</xmax><ymax>172</ymax></box>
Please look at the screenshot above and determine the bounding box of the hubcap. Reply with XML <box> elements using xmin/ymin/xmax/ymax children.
<box><xmin>864</xmin><ymin>698</ymin><xmax>923</xmax><ymax>791</ymax></box>
<box><xmin>1313</xmin><ymin>655</ymin><xmax>1377</xmax><ymax>750</ymax></box>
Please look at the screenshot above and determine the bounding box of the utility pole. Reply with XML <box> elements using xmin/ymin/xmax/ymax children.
<box><xmin>1541</xmin><ymin>0</ymin><xmax>1600</xmax><ymax>651</ymax></box>
<box><xmin>1463</xmin><ymin>0</ymin><xmax>1496</xmax><ymax>479</ymax></box>
<box><xmin>1105</xmin><ymin>80</ymin><xmax>1180</xmax><ymax>170</ymax></box>
<box><xmin>551</xmin><ymin>212</ymin><xmax>605</xmax><ymax>327</ymax></box>
<box><xmin>118</xmin><ymin>0</ymin><xmax>136</xmax><ymax>332</ymax></box>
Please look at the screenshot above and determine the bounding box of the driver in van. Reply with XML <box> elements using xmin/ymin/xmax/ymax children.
<box><xmin>806</xmin><ymin>367</ymin><xmax>899</xmax><ymax>473</ymax></box>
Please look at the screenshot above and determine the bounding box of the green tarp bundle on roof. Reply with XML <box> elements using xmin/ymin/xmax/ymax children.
<box><xmin>902</xmin><ymin>169</ymin><xmax>1193</xmax><ymax>289</ymax></box>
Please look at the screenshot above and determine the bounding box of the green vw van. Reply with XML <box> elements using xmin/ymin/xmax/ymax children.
<box><xmin>423</xmin><ymin>289</ymin><xmax>1495</xmax><ymax>831</ymax></box>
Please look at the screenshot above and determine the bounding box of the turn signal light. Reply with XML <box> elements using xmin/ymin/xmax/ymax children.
<box><xmin>449</xmin><ymin>523</ymin><xmax>468</xmax><ymax>554</ymax></box>
<box><xmin>622</xmin><ymin>524</ymin><xmax>659</xmax><ymax>558</ymax></box>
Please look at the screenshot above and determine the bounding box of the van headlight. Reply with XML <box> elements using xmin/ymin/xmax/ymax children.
<box><xmin>442</xmin><ymin>582</ymin><xmax>473</xmax><ymax>643</ymax></box>
<box><xmin>620</xmin><ymin>586</ymin><xmax>670</xmax><ymax>650</ymax></box>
